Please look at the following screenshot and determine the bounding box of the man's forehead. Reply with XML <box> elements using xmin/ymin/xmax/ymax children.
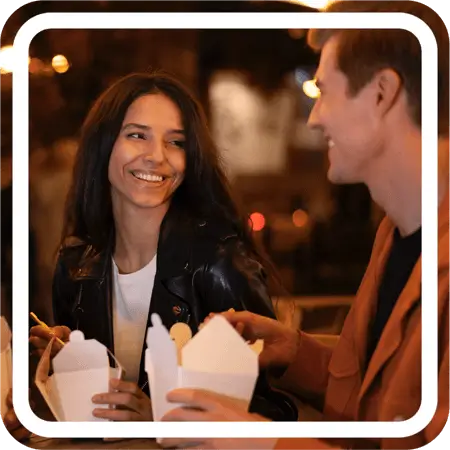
<box><xmin>315</xmin><ymin>34</ymin><xmax>340</xmax><ymax>81</ymax></box>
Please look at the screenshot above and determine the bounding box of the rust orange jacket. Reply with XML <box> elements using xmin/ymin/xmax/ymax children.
<box><xmin>275</xmin><ymin>192</ymin><xmax>449</xmax><ymax>449</ymax></box>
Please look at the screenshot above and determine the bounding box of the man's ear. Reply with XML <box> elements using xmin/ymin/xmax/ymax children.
<box><xmin>374</xmin><ymin>68</ymin><xmax>402</xmax><ymax>117</ymax></box>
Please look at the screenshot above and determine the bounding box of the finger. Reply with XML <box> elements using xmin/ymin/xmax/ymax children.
<box><xmin>166</xmin><ymin>388</ymin><xmax>232</xmax><ymax>412</ymax></box>
<box><xmin>160</xmin><ymin>438</ymin><xmax>206</xmax><ymax>449</ymax></box>
<box><xmin>92</xmin><ymin>408</ymin><xmax>140</xmax><ymax>421</ymax></box>
<box><xmin>30</xmin><ymin>325</ymin><xmax>70</xmax><ymax>341</ymax></box>
<box><xmin>91</xmin><ymin>392</ymin><xmax>140</xmax><ymax>412</ymax></box>
<box><xmin>235</xmin><ymin>321</ymin><xmax>245</xmax><ymax>337</ymax></box>
<box><xmin>162</xmin><ymin>407</ymin><xmax>215</xmax><ymax>422</ymax></box>
<box><xmin>29</xmin><ymin>326</ymin><xmax>54</xmax><ymax>341</ymax></box>
<box><xmin>30</xmin><ymin>344</ymin><xmax>60</xmax><ymax>361</ymax></box>
<box><xmin>219</xmin><ymin>310</ymin><xmax>251</xmax><ymax>322</ymax></box>
<box><xmin>29</xmin><ymin>336</ymin><xmax>51</xmax><ymax>349</ymax></box>
<box><xmin>40</xmin><ymin>325</ymin><xmax>71</xmax><ymax>340</ymax></box>
<box><xmin>205</xmin><ymin>307</ymin><xmax>232</xmax><ymax>320</ymax></box>
<box><xmin>219</xmin><ymin>311</ymin><xmax>260</xmax><ymax>339</ymax></box>
<box><xmin>109</xmin><ymin>379</ymin><xmax>141</xmax><ymax>396</ymax></box>
<box><xmin>29</xmin><ymin>335</ymin><xmax>64</xmax><ymax>356</ymax></box>
<box><xmin>30</xmin><ymin>348</ymin><xmax>45</xmax><ymax>358</ymax></box>
<box><xmin>198</xmin><ymin>308</ymin><xmax>236</xmax><ymax>330</ymax></box>
<box><xmin>52</xmin><ymin>325</ymin><xmax>71</xmax><ymax>340</ymax></box>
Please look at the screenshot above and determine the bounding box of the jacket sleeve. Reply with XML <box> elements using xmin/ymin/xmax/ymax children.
<box><xmin>51</xmin><ymin>253</ymin><xmax>76</xmax><ymax>329</ymax></box>
<box><xmin>273</xmin><ymin>331</ymin><xmax>333</xmax><ymax>404</ymax></box>
<box><xmin>194</xmin><ymin>237</ymin><xmax>276</xmax><ymax>320</ymax></box>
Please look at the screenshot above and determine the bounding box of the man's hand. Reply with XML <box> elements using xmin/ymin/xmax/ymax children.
<box><xmin>205</xmin><ymin>310</ymin><xmax>299</xmax><ymax>370</ymax></box>
<box><xmin>159</xmin><ymin>389</ymin><xmax>277</xmax><ymax>449</ymax></box>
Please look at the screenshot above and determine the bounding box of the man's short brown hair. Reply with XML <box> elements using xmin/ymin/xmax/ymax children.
<box><xmin>308</xmin><ymin>1</ymin><xmax>449</xmax><ymax>136</ymax></box>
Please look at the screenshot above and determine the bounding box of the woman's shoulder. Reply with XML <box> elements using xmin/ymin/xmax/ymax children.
<box><xmin>55</xmin><ymin>236</ymin><xmax>105</xmax><ymax>278</ymax></box>
<box><xmin>56</xmin><ymin>237</ymin><xmax>85</xmax><ymax>262</ymax></box>
<box><xmin>188</xmin><ymin>217</ymin><xmax>261</xmax><ymax>274</ymax></box>
<box><xmin>191</xmin><ymin>217</ymin><xmax>242</xmax><ymax>255</ymax></box>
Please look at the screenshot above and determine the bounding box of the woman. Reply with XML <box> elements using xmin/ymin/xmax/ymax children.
<box><xmin>30</xmin><ymin>72</ymin><xmax>297</xmax><ymax>422</ymax></box>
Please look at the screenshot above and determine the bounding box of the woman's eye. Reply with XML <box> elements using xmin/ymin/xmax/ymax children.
<box><xmin>169</xmin><ymin>140</ymin><xmax>185</xmax><ymax>149</ymax></box>
<box><xmin>127</xmin><ymin>132</ymin><xmax>146</xmax><ymax>140</ymax></box>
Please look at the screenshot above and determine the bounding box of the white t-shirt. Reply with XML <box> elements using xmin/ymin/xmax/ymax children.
<box><xmin>112</xmin><ymin>255</ymin><xmax>157</xmax><ymax>383</ymax></box>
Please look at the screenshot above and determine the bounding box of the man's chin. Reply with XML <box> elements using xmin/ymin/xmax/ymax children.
<box><xmin>327</xmin><ymin>168</ymin><xmax>345</xmax><ymax>185</ymax></box>
<box><xmin>327</xmin><ymin>167</ymin><xmax>360</xmax><ymax>185</ymax></box>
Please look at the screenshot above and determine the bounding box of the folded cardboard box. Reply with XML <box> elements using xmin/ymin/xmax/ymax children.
<box><xmin>35</xmin><ymin>330</ymin><xmax>122</xmax><ymax>421</ymax></box>
<box><xmin>145</xmin><ymin>314</ymin><xmax>261</xmax><ymax>421</ymax></box>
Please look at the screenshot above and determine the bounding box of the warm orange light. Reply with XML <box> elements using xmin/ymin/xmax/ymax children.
<box><xmin>52</xmin><ymin>54</ymin><xmax>69</xmax><ymax>73</ymax></box>
<box><xmin>0</xmin><ymin>45</ymin><xmax>30</xmax><ymax>74</ymax></box>
<box><xmin>250</xmin><ymin>212</ymin><xmax>265</xmax><ymax>232</ymax></box>
<box><xmin>292</xmin><ymin>209</ymin><xmax>309</xmax><ymax>228</ymax></box>
<box><xmin>283</xmin><ymin>0</ymin><xmax>334</xmax><ymax>9</ymax></box>
<box><xmin>303</xmin><ymin>79</ymin><xmax>320</xmax><ymax>99</ymax></box>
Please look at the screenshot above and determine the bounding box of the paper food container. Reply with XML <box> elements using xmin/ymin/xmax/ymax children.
<box><xmin>1</xmin><ymin>316</ymin><xmax>12</xmax><ymax>419</ymax></box>
<box><xmin>145</xmin><ymin>313</ymin><xmax>260</xmax><ymax>421</ymax></box>
<box><xmin>35</xmin><ymin>330</ymin><xmax>123</xmax><ymax>421</ymax></box>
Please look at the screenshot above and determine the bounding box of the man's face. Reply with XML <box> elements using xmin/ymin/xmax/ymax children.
<box><xmin>308</xmin><ymin>35</ymin><xmax>384</xmax><ymax>184</ymax></box>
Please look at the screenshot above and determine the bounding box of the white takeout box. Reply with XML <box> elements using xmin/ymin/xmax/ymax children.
<box><xmin>145</xmin><ymin>313</ymin><xmax>259</xmax><ymax>421</ymax></box>
<box><xmin>1</xmin><ymin>316</ymin><xmax>12</xmax><ymax>419</ymax></box>
<box><xmin>35</xmin><ymin>330</ymin><xmax>123</xmax><ymax>421</ymax></box>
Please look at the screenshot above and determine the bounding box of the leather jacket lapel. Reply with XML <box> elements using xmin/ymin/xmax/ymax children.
<box><xmin>68</xmin><ymin>242</ymin><xmax>114</xmax><ymax>353</ymax></box>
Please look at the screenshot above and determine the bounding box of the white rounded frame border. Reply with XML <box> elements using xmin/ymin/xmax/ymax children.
<box><xmin>12</xmin><ymin>11</ymin><xmax>438</xmax><ymax>439</ymax></box>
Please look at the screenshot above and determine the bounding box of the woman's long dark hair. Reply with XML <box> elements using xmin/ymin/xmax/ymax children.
<box><xmin>61</xmin><ymin>72</ymin><xmax>283</xmax><ymax>289</ymax></box>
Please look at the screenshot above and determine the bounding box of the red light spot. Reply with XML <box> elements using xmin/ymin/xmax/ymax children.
<box><xmin>292</xmin><ymin>209</ymin><xmax>309</xmax><ymax>228</ymax></box>
<box><xmin>250</xmin><ymin>212</ymin><xmax>265</xmax><ymax>232</ymax></box>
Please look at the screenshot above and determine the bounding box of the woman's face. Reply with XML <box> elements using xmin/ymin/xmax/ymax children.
<box><xmin>108</xmin><ymin>93</ymin><xmax>186</xmax><ymax>211</ymax></box>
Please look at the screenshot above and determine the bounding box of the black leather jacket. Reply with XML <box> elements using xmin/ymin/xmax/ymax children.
<box><xmin>52</xmin><ymin>208</ymin><xmax>297</xmax><ymax>421</ymax></box>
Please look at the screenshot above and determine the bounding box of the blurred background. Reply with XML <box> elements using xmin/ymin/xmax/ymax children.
<box><xmin>1</xmin><ymin>0</ymin><xmax>384</xmax><ymax>337</ymax></box>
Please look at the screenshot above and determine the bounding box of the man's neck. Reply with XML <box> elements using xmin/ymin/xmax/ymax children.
<box><xmin>365</xmin><ymin>135</ymin><xmax>449</xmax><ymax>237</ymax></box>
<box><xmin>365</xmin><ymin>131</ymin><xmax>422</xmax><ymax>237</ymax></box>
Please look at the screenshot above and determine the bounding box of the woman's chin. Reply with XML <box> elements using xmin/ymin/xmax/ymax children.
<box><xmin>128</xmin><ymin>196</ymin><xmax>171</xmax><ymax>211</ymax></box>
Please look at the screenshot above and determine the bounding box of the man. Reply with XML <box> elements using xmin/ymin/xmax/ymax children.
<box><xmin>159</xmin><ymin>1</ymin><xmax>449</xmax><ymax>449</ymax></box>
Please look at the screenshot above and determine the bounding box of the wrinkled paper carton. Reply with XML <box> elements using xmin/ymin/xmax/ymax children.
<box><xmin>35</xmin><ymin>330</ymin><xmax>123</xmax><ymax>421</ymax></box>
<box><xmin>145</xmin><ymin>313</ymin><xmax>260</xmax><ymax>421</ymax></box>
<box><xmin>1</xmin><ymin>317</ymin><xmax>12</xmax><ymax>419</ymax></box>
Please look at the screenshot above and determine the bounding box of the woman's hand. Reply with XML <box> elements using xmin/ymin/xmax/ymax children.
<box><xmin>29</xmin><ymin>325</ymin><xmax>71</xmax><ymax>358</ymax></box>
<box><xmin>91</xmin><ymin>379</ymin><xmax>153</xmax><ymax>421</ymax></box>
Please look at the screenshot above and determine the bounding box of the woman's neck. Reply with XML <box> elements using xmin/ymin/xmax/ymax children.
<box><xmin>112</xmin><ymin>197</ymin><xmax>169</xmax><ymax>274</ymax></box>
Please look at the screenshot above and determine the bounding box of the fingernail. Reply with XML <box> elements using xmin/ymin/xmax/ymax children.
<box><xmin>92</xmin><ymin>395</ymin><xmax>101</xmax><ymax>402</ymax></box>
